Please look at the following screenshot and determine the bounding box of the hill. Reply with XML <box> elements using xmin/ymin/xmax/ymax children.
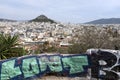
<box><xmin>0</xmin><ymin>18</ymin><xmax>16</xmax><ymax>22</ymax></box>
<box><xmin>30</xmin><ymin>15</ymin><xmax>55</xmax><ymax>23</ymax></box>
<box><xmin>85</xmin><ymin>18</ymin><xmax>120</xmax><ymax>24</ymax></box>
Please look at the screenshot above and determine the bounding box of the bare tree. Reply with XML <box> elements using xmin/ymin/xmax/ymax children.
<box><xmin>68</xmin><ymin>26</ymin><xmax>120</xmax><ymax>53</ymax></box>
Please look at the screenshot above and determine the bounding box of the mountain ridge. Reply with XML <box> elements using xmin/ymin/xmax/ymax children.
<box><xmin>85</xmin><ymin>18</ymin><xmax>120</xmax><ymax>24</ymax></box>
<box><xmin>0</xmin><ymin>15</ymin><xmax>56</xmax><ymax>23</ymax></box>
<box><xmin>0</xmin><ymin>18</ymin><xmax>16</xmax><ymax>22</ymax></box>
<box><xmin>1</xmin><ymin>16</ymin><xmax>120</xmax><ymax>24</ymax></box>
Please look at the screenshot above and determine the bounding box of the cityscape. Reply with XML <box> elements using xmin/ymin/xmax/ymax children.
<box><xmin>0</xmin><ymin>0</ymin><xmax>120</xmax><ymax>80</ymax></box>
<box><xmin>0</xmin><ymin>15</ymin><xmax>120</xmax><ymax>54</ymax></box>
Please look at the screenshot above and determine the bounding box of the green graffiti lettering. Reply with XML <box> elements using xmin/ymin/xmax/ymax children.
<box><xmin>22</xmin><ymin>57</ymin><xmax>39</xmax><ymax>78</ymax></box>
<box><xmin>39</xmin><ymin>56</ymin><xmax>48</xmax><ymax>72</ymax></box>
<box><xmin>39</xmin><ymin>56</ymin><xmax>62</xmax><ymax>72</ymax></box>
<box><xmin>0</xmin><ymin>55</ymin><xmax>89</xmax><ymax>80</ymax></box>
<box><xmin>62</xmin><ymin>56</ymin><xmax>88</xmax><ymax>74</ymax></box>
<box><xmin>1</xmin><ymin>59</ymin><xmax>21</xmax><ymax>80</ymax></box>
<box><xmin>48</xmin><ymin>56</ymin><xmax>62</xmax><ymax>72</ymax></box>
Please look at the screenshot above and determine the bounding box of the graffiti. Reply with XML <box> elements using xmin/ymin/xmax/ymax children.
<box><xmin>62</xmin><ymin>56</ymin><xmax>88</xmax><ymax>74</ymax></box>
<box><xmin>1</xmin><ymin>49</ymin><xmax>120</xmax><ymax>80</ymax></box>
<box><xmin>0</xmin><ymin>54</ymin><xmax>89</xmax><ymax>80</ymax></box>
<box><xmin>88</xmin><ymin>49</ymin><xmax>120</xmax><ymax>80</ymax></box>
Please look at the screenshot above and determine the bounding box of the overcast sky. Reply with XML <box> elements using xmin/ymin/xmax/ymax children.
<box><xmin>0</xmin><ymin>0</ymin><xmax>120</xmax><ymax>23</ymax></box>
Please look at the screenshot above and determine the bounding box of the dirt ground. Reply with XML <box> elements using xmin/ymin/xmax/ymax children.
<box><xmin>35</xmin><ymin>76</ymin><xmax>97</xmax><ymax>80</ymax></box>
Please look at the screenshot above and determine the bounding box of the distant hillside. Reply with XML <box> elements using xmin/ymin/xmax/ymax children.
<box><xmin>0</xmin><ymin>18</ymin><xmax>16</xmax><ymax>22</ymax></box>
<box><xmin>30</xmin><ymin>15</ymin><xmax>56</xmax><ymax>23</ymax></box>
<box><xmin>85</xmin><ymin>18</ymin><xmax>120</xmax><ymax>24</ymax></box>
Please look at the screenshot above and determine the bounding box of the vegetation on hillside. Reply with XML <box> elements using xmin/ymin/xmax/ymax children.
<box><xmin>0</xmin><ymin>34</ymin><xmax>26</xmax><ymax>59</ymax></box>
<box><xmin>30</xmin><ymin>15</ymin><xmax>55</xmax><ymax>23</ymax></box>
<box><xmin>68</xmin><ymin>26</ymin><xmax>120</xmax><ymax>53</ymax></box>
<box><xmin>32</xmin><ymin>26</ymin><xmax>120</xmax><ymax>54</ymax></box>
<box><xmin>1</xmin><ymin>26</ymin><xmax>120</xmax><ymax>59</ymax></box>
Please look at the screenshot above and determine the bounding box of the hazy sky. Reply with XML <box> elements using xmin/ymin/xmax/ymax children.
<box><xmin>0</xmin><ymin>0</ymin><xmax>120</xmax><ymax>23</ymax></box>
